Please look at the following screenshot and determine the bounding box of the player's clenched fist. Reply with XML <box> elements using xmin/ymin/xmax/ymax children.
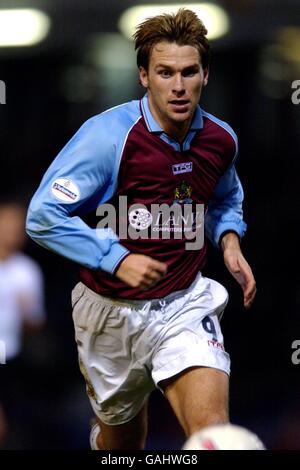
<box><xmin>115</xmin><ymin>254</ymin><xmax>167</xmax><ymax>289</ymax></box>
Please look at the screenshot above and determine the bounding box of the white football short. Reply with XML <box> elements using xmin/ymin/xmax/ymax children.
<box><xmin>71</xmin><ymin>273</ymin><xmax>230</xmax><ymax>425</ymax></box>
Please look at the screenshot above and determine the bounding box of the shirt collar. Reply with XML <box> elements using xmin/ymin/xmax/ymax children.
<box><xmin>140</xmin><ymin>94</ymin><xmax>203</xmax><ymax>134</ymax></box>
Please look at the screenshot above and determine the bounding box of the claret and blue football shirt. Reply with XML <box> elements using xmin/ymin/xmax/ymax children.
<box><xmin>26</xmin><ymin>95</ymin><xmax>246</xmax><ymax>299</ymax></box>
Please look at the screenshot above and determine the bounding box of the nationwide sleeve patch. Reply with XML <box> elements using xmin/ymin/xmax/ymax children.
<box><xmin>51</xmin><ymin>178</ymin><xmax>80</xmax><ymax>203</ymax></box>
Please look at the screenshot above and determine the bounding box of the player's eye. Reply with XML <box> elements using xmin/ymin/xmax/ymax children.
<box><xmin>182</xmin><ymin>68</ymin><xmax>198</xmax><ymax>77</ymax></box>
<box><xmin>159</xmin><ymin>70</ymin><xmax>171</xmax><ymax>78</ymax></box>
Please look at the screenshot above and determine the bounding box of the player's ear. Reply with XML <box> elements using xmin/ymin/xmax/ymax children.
<box><xmin>203</xmin><ymin>67</ymin><xmax>209</xmax><ymax>86</ymax></box>
<box><xmin>139</xmin><ymin>67</ymin><xmax>149</xmax><ymax>88</ymax></box>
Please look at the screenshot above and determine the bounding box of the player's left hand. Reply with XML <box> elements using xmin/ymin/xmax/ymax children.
<box><xmin>221</xmin><ymin>232</ymin><xmax>256</xmax><ymax>309</ymax></box>
<box><xmin>223</xmin><ymin>249</ymin><xmax>256</xmax><ymax>309</ymax></box>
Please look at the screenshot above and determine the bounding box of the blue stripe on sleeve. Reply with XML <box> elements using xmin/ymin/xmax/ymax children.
<box><xmin>26</xmin><ymin>101</ymin><xmax>141</xmax><ymax>273</ymax></box>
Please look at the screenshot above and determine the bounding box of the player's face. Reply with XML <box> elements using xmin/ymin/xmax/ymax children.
<box><xmin>139</xmin><ymin>41</ymin><xmax>208</xmax><ymax>140</ymax></box>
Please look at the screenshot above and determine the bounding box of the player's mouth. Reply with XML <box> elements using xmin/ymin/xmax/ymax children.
<box><xmin>169</xmin><ymin>100</ymin><xmax>190</xmax><ymax>112</ymax></box>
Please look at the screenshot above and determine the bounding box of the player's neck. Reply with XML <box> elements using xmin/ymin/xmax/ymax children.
<box><xmin>147</xmin><ymin>97</ymin><xmax>192</xmax><ymax>143</ymax></box>
<box><xmin>163</xmin><ymin>122</ymin><xmax>190</xmax><ymax>143</ymax></box>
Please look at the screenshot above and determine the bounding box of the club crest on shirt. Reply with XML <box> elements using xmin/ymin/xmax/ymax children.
<box><xmin>173</xmin><ymin>180</ymin><xmax>193</xmax><ymax>204</ymax></box>
<box><xmin>172</xmin><ymin>162</ymin><xmax>193</xmax><ymax>175</ymax></box>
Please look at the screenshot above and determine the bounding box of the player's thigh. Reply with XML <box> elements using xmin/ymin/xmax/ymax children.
<box><xmin>97</xmin><ymin>400</ymin><xmax>148</xmax><ymax>450</ymax></box>
<box><xmin>161</xmin><ymin>366</ymin><xmax>229</xmax><ymax>437</ymax></box>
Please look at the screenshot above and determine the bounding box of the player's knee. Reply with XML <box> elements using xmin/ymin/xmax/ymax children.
<box><xmin>96</xmin><ymin>431</ymin><xmax>105</xmax><ymax>450</ymax></box>
<box><xmin>185</xmin><ymin>411</ymin><xmax>228</xmax><ymax>437</ymax></box>
<box><xmin>99</xmin><ymin>421</ymin><xmax>147</xmax><ymax>450</ymax></box>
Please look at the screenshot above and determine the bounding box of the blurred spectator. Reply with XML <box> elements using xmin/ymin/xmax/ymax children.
<box><xmin>0</xmin><ymin>202</ymin><xmax>46</xmax><ymax>447</ymax></box>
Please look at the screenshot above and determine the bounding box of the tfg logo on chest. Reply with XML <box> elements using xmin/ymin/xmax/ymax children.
<box><xmin>172</xmin><ymin>162</ymin><xmax>193</xmax><ymax>175</ymax></box>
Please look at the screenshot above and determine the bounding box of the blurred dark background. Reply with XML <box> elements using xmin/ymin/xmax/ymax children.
<box><xmin>1</xmin><ymin>0</ymin><xmax>300</xmax><ymax>450</ymax></box>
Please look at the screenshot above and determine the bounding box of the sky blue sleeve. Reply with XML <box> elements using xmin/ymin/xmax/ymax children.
<box><xmin>205</xmin><ymin>165</ymin><xmax>247</xmax><ymax>248</ymax></box>
<box><xmin>26</xmin><ymin>114</ymin><xmax>130</xmax><ymax>273</ymax></box>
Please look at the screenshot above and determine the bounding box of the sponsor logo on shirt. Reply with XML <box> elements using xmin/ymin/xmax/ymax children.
<box><xmin>172</xmin><ymin>162</ymin><xmax>193</xmax><ymax>175</ymax></box>
<box><xmin>129</xmin><ymin>208</ymin><xmax>153</xmax><ymax>230</ymax></box>
<box><xmin>97</xmin><ymin>196</ymin><xmax>205</xmax><ymax>250</ymax></box>
<box><xmin>51</xmin><ymin>178</ymin><xmax>80</xmax><ymax>203</ymax></box>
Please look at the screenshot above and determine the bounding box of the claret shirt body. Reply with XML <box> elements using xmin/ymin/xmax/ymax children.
<box><xmin>27</xmin><ymin>95</ymin><xmax>246</xmax><ymax>299</ymax></box>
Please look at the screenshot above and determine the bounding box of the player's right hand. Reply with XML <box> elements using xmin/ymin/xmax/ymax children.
<box><xmin>115</xmin><ymin>254</ymin><xmax>167</xmax><ymax>290</ymax></box>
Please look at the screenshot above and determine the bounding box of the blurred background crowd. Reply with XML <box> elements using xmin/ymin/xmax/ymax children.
<box><xmin>0</xmin><ymin>0</ymin><xmax>300</xmax><ymax>449</ymax></box>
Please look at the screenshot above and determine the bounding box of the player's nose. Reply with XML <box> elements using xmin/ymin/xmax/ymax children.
<box><xmin>172</xmin><ymin>73</ymin><xmax>185</xmax><ymax>93</ymax></box>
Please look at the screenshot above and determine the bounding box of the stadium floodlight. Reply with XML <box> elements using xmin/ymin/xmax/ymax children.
<box><xmin>118</xmin><ymin>3</ymin><xmax>229</xmax><ymax>41</ymax></box>
<box><xmin>0</xmin><ymin>9</ymin><xmax>51</xmax><ymax>47</ymax></box>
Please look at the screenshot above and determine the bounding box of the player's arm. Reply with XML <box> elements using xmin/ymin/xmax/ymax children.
<box><xmin>205</xmin><ymin>165</ymin><xmax>246</xmax><ymax>247</ymax></box>
<box><xmin>205</xmin><ymin>166</ymin><xmax>256</xmax><ymax>308</ymax></box>
<box><xmin>26</xmin><ymin>116</ymin><xmax>129</xmax><ymax>275</ymax></box>
<box><xmin>220</xmin><ymin>231</ymin><xmax>256</xmax><ymax>309</ymax></box>
<box><xmin>26</xmin><ymin>114</ymin><xmax>167</xmax><ymax>286</ymax></box>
